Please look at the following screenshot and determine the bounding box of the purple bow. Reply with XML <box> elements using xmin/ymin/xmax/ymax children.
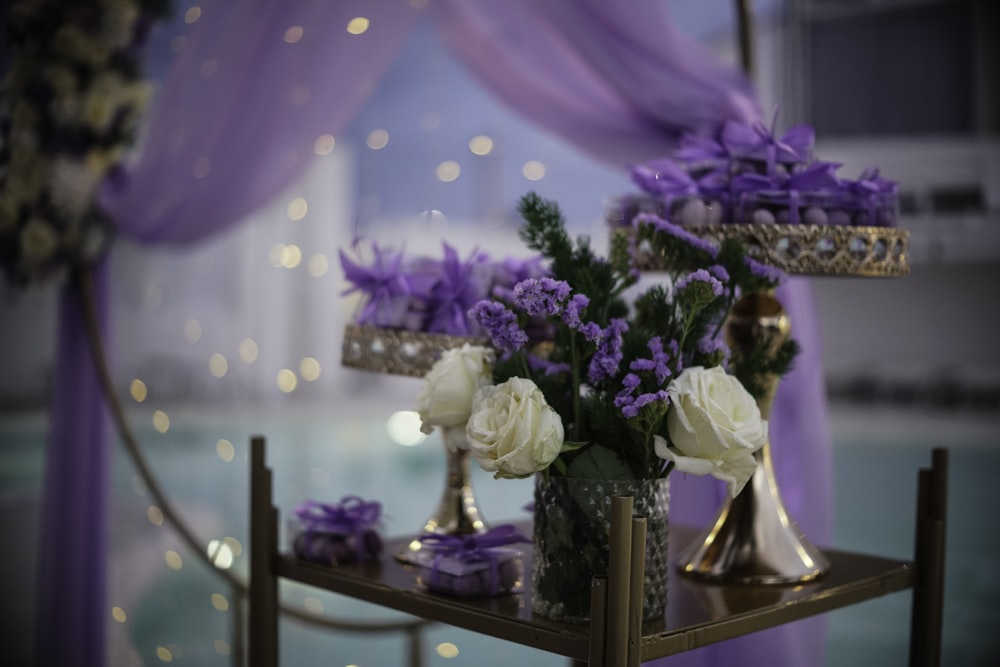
<box><xmin>339</xmin><ymin>240</ymin><xmax>414</xmax><ymax>328</ymax></box>
<box><xmin>418</xmin><ymin>524</ymin><xmax>530</xmax><ymax>595</ymax></box>
<box><xmin>674</xmin><ymin>132</ymin><xmax>729</xmax><ymax>166</ymax></box>
<box><xmin>295</xmin><ymin>496</ymin><xmax>382</xmax><ymax>533</ymax></box>
<box><xmin>732</xmin><ymin>161</ymin><xmax>842</xmax><ymax>224</ymax></box>
<box><xmin>721</xmin><ymin>112</ymin><xmax>815</xmax><ymax>175</ymax></box>
<box><xmin>294</xmin><ymin>496</ymin><xmax>383</xmax><ymax>561</ymax></box>
<box><xmin>732</xmin><ymin>160</ymin><xmax>842</xmax><ymax>194</ymax></box>
<box><xmin>841</xmin><ymin>167</ymin><xmax>899</xmax><ymax>225</ymax></box>
<box><xmin>846</xmin><ymin>167</ymin><xmax>898</xmax><ymax>197</ymax></box>
<box><xmin>628</xmin><ymin>159</ymin><xmax>699</xmax><ymax>198</ymax></box>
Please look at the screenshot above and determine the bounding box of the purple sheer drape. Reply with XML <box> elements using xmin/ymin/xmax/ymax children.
<box><xmin>99</xmin><ymin>0</ymin><xmax>421</xmax><ymax>244</ymax></box>
<box><xmin>35</xmin><ymin>259</ymin><xmax>111</xmax><ymax>667</ymax></box>
<box><xmin>37</xmin><ymin>1</ymin><xmax>832</xmax><ymax>665</ymax></box>
<box><xmin>432</xmin><ymin>0</ymin><xmax>760</xmax><ymax>165</ymax></box>
<box><xmin>38</xmin><ymin>2</ymin><xmax>421</xmax><ymax>665</ymax></box>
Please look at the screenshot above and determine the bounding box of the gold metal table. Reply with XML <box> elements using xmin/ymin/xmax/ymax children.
<box><xmin>248</xmin><ymin>437</ymin><xmax>947</xmax><ymax>666</ymax></box>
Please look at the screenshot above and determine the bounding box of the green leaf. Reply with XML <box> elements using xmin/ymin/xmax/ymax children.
<box><xmin>566</xmin><ymin>443</ymin><xmax>635</xmax><ymax>481</ymax></box>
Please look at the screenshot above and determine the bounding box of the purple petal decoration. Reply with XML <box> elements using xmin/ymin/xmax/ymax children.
<box><xmin>629</xmin><ymin>159</ymin><xmax>699</xmax><ymax>197</ymax></box>
<box><xmin>339</xmin><ymin>241</ymin><xmax>415</xmax><ymax>329</ymax></box>
<box><xmin>721</xmin><ymin>112</ymin><xmax>815</xmax><ymax>174</ymax></box>
<box><xmin>427</xmin><ymin>243</ymin><xmax>490</xmax><ymax>336</ymax></box>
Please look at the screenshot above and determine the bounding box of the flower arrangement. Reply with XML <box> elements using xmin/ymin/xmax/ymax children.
<box><xmin>419</xmin><ymin>193</ymin><xmax>797</xmax><ymax>496</ymax></box>
<box><xmin>612</xmin><ymin>110</ymin><xmax>899</xmax><ymax>231</ymax></box>
<box><xmin>0</xmin><ymin>0</ymin><xmax>169</xmax><ymax>287</ymax></box>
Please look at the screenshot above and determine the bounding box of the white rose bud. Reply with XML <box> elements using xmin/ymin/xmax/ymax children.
<box><xmin>466</xmin><ymin>377</ymin><xmax>564</xmax><ymax>479</ymax></box>
<box><xmin>416</xmin><ymin>344</ymin><xmax>493</xmax><ymax>439</ymax></box>
<box><xmin>655</xmin><ymin>366</ymin><xmax>767</xmax><ymax>497</ymax></box>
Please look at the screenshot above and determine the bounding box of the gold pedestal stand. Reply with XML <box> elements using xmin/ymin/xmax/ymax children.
<box><xmin>341</xmin><ymin>324</ymin><xmax>491</xmax><ymax>562</ymax></box>
<box><xmin>620</xmin><ymin>223</ymin><xmax>910</xmax><ymax>583</ymax></box>
<box><xmin>675</xmin><ymin>291</ymin><xmax>829</xmax><ymax>583</ymax></box>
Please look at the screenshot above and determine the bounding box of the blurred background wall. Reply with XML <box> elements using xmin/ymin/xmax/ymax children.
<box><xmin>1</xmin><ymin>0</ymin><xmax>997</xmax><ymax>413</ymax></box>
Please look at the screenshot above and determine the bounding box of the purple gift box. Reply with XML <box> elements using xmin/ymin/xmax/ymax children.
<box><xmin>289</xmin><ymin>496</ymin><xmax>384</xmax><ymax>566</ymax></box>
<box><xmin>411</xmin><ymin>525</ymin><xmax>529</xmax><ymax>598</ymax></box>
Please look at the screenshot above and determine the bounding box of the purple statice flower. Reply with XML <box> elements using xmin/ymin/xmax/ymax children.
<box><xmin>708</xmin><ymin>264</ymin><xmax>730</xmax><ymax>284</ymax></box>
<box><xmin>630</xmin><ymin>358</ymin><xmax>656</xmax><ymax>372</ymax></box>
<box><xmin>647</xmin><ymin>337</ymin><xmax>673</xmax><ymax>384</ymax></box>
<box><xmin>614</xmin><ymin>374</ymin><xmax>641</xmax><ymax>412</ymax></box>
<box><xmin>561</xmin><ymin>293</ymin><xmax>590</xmax><ymax>329</ymax></box>
<box><xmin>578</xmin><ymin>321</ymin><xmax>603</xmax><ymax>344</ymax></box>
<box><xmin>697</xmin><ymin>335</ymin><xmax>732</xmax><ymax>368</ymax></box>
<box><xmin>628</xmin><ymin>337</ymin><xmax>673</xmax><ymax>385</ymax></box>
<box><xmin>490</xmin><ymin>255</ymin><xmax>547</xmax><ymax>301</ymax></box>
<box><xmin>587</xmin><ymin>318</ymin><xmax>628</xmax><ymax>385</ymax></box>
<box><xmin>675</xmin><ymin>268</ymin><xmax>724</xmax><ymax>297</ymax></box>
<box><xmin>745</xmin><ymin>257</ymin><xmax>785</xmax><ymax>284</ymax></box>
<box><xmin>620</xmin><ymin>390</ymin><xmax>671</xmax><ymax>419</ymax></box>
<box><xmin>512</xmin><ymin>277</ymin><xmax>571</xmax><ymax>317</ymax></box>
<box><xmin>528</xmin><ymin>354</ymin><xmax>571</xmax><ymax>377</ymax></box>
<box><xmin>632</xmin><ymin>212</ymin><xmax>720</xmax><ymax>258</ymax></box>
<box><xmin>469</xmin><ymin>300</ymin><xmax>528</xmax><ymax>352</ymax></box>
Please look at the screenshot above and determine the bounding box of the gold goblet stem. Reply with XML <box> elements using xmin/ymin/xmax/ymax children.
<box><xmin>396</xmin><ymin>425</ymin><xmax>489</xmax><ymax>562</ymax></box>
<box><xmin>676</xmin><ymin>291</ymin><xmax>830</xmax><ymax>583</ymax></box>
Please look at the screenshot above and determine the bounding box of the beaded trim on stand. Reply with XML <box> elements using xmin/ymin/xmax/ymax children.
<box><xmin>341</xmin><ymin>324</ymin><xmax>488</xmax><ymax>377</ymax></box>
<box><xmin>617</xmin><ymin>224</ymin><xmax>910</xmax><ymax>277</ymax></box>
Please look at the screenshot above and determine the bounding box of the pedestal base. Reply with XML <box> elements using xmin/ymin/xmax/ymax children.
<box><xmin>675</xmin><ymin>444</ymin><xmax>829</xmax><ymax>584</ymax></box>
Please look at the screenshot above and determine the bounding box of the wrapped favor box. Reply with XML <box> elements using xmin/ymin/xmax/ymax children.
<box><xmin>412</xmin><ymin>545</ymin><xmax>524</xmax><ymax>599</ymax></box>
<box><xmin>289</xmin><ymin>497</ymin><xmax>384</xmax><ymax>566</ymax></box>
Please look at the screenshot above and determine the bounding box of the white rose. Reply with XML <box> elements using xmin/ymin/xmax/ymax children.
<box><xmin>655</xmin><ymin>366</ymin><xmax>767</xmax><ymax>497</ymax></box>
<box><xmin>417</xmin><ymin>344</ymin><xmax>493</xmax><ymax>438</ymax></box>
<box><xmin>466</xmin><ymin>377</ymin><xmax>564</xmax><ymax>479</ymax></box>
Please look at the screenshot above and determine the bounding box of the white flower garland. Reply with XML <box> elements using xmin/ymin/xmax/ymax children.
<box><xmin>0</xmin><ymin>0</ymin><xmax>168</xmax><ymax>287</ymax></box>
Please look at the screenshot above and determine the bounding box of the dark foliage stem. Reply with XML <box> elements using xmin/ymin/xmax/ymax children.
<box><xmin>74</xmin><ymin>268</ymin><xmax>429</xmax><ymax>635</ymax></box>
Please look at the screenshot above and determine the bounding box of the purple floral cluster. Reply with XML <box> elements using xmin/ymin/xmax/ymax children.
<box><xmin>512</xmin><ymin>277</ymin><xmax>571</xmax><ymax>317</ymax></box>
<box><xmin>467</xmin><ymin>301</ymin><xmax>529</xmax><ymax>352</ymax></box>
<box><xmin>675</xmin><ymin>268</ymin><xmax>724</xmax><ymax>300</ymax></box>
<box><xmin>614</xmin><ymin>337</ymin><xmax>678</xmax><ymax>419</ymax></box>
<box><xmin>587</xmin><ymin>318</ymin><xmax>629</xmax><ymax>385</ymax></box>
<box><xmin>632</xmin><ymin>213</ymin><xmax>720</xmax><ymax>257</ymax></box>
<box><xmin>745</xmin><ymin>257</ymin><xmax>785</xmax><ymax>283</ymax></box>
<box><xmin>340</xmin><ymin>240</ymin><xmax>545</xmax><ymax>336</ymax></box>
<box><xmin>470</xmin><ymin>277</ymin><xmax>620</xmax><ymax>371</ymax></box>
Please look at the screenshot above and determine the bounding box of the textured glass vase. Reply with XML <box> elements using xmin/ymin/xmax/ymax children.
<box><xmin>531</xmin><ymin>474</ymin><xmax>670</xmax><ymax>623</ymax></box>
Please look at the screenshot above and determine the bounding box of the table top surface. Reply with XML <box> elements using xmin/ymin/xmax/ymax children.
<box><xmin>273</xmin><ymin>524</ymin><xmax>914</xmax><ymax>661</ymax></box>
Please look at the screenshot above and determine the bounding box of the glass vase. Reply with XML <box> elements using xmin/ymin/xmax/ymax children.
<box><xmin>531</xmin><ymin>474</ymin><xmax>670</xmax><ymax>623</ymax></box>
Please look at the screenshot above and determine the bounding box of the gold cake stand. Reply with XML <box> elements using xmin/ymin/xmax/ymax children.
<box><xmin>341</xmin><ymin>324</ymin><xmax>492</xmax><ymax>560</ymax></box>
<box><xmin>619</xmin><ymin>223</ymin><xmax>910</xmax><ymax>583</ymax></box>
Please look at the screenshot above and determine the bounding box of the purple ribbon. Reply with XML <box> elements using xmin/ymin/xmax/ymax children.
<box><xmin>721</xmin><ymin>112</ymin><xmax>815</xmax><ymax>176</ymax></box>
<box><xmin>841</xmin><ymin>167</ymin><xmax>898</xmax><ymax>226</ymax></box>
<box><xmin>294</xmin><ymin>496</ymin><xmax>382</xmax><ymax>561</ymax></box>
<box><xmin>674</xmin><ymin>133</ymin><xmax>728</xmax><ymax>166</ymax></box>
<box><xmin>628</xmin><ymin>159</ymin><xmax>699</xmax><ymax>198</ymax></box>
<box><xmin>339</xmin><ymin>239</ymin><xmax>415</xmax><ymax>328</ymax></box>
<box><xmin>418</xmin><ymin>524</ymin><xmax>530</xmax><ymax>595</ymax></box>
<box><xmin>731</xmin><ymin>161</ymin><xmax>842</xmax><ymax>224</ymax></box>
